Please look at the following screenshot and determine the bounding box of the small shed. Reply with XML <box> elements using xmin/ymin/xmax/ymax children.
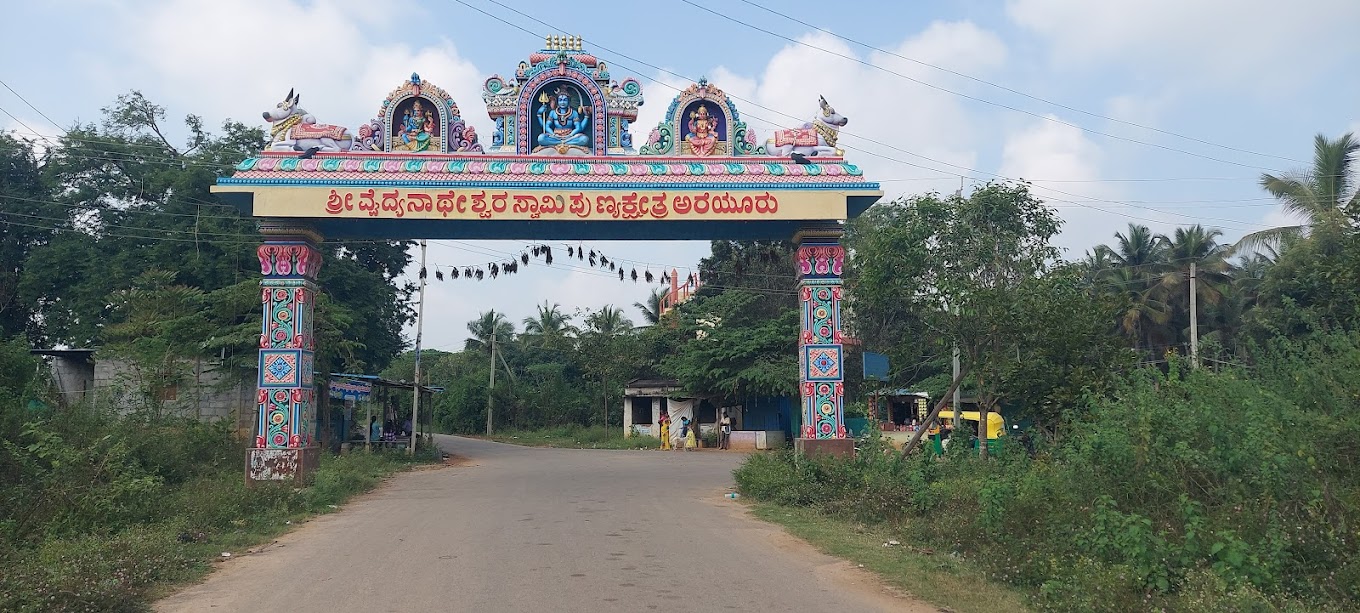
<box><xmin>622</xmin><ymin>378</ymin><xmax>787</xmax><ymax>449</ymax></box>
<box><xmin>622</xmin><ymin>378</ymin><xmax>701</xmax><ymax>439</ymax></box>
<box><xmin>30</xmin><ymin>349</ymin><xmax>95</xmax><ymax>406</ymax></box>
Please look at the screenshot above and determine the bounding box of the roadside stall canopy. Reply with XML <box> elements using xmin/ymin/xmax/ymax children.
<box><xmin>330</xmin><ymin>373</ymin><xmax>442</xmax><ymax>449</ymax></box>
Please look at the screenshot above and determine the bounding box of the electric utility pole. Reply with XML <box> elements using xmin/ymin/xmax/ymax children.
<box><xmin>1189</xmin><ymin>261</ymin><xmax>1199</xmax><ymax>368</ymax></box>
<box><xmin>409</xmin><ymin>240</ymin><xmax>428</xmax><ymax>455</ymax></box>
<box><xmin>952</xmin><ymin>177</ymin><xmax>963</xmax><ymax>446</ymax></box>
<box><xmin>486</xmin><ymin>332</ymin><xmax>496</xmax><ymax>436</ymax></box>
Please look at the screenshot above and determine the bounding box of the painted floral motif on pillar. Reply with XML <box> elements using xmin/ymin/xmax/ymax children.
<box><xmin>255</xmin><ymin>233</ymin><xmax>322</xmax><ymax>449</ymax></box>
<box><xmin>797</xmin><ymin>235</ymin><xmax>846</xmax><ymax>439</ymax></box>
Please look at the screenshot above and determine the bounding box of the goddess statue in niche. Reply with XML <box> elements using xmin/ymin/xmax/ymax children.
<box><xmin>535</xmin><ymin>84</ymin><xmax>591</xmax><ymax>154</ymax></box>
<box><xmin>685</xmin><ymin>104</ymin><xmax>719</xmax><ymax>157</ymax></box>
<box><xmin>398</xmin><ymin>99</ymin><xmax>435</xmax><ymax>152</ymax></box>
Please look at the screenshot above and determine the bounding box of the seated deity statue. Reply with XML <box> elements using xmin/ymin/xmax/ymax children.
<box><xmin>399</xmin><ymin>99</ymin><xmax>432</xmax><ymax>152</ymax></box>
<box><xmin>685</xmin><ymin>105</ymin><xmax>719</xmax><ymax>156</ymax></box>
<box><xmin>535</xmin><ymin>87</ymin><xmax>591</xmax><ymax>153</ymax></box>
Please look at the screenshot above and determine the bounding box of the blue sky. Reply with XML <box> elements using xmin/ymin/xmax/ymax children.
<box><xmin>3</xmin><ymin>0</ymin><xmax>1358</xmax><ymax>352</ymax></box>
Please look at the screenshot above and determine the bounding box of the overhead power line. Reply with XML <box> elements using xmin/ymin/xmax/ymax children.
<box><xmin>446</xmin><ymin>0</ymin><xmax>1275</xmax><ymax>231</ymax></box>
<box><xmin>726</xmin><ymin>0</ymin><xmax>1302</xmax><ymax>166</ymax></box>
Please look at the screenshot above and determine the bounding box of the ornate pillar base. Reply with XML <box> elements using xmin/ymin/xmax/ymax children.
<box><xmin>793</xmin><ymin>437</ymin><xmax>855</xmax><ymax>459</ymax></box>
<box><xmin>250</xmin><ymin>222</ymin><xmax>323</xmax><ymax>484</ymax></box>
<box><xmin>246</xmin><ymin>446</ymin><xmax>321</xmax><ymax>486</ymax></box>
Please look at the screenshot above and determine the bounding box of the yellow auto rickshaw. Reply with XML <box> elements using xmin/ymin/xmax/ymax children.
<box><xmin>932</xmin><ymin>410</ymin><xmax>1006</xmax><ymax>454</ymax></box>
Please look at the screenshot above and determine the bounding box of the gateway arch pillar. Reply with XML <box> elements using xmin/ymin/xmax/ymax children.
<box><xmin>247</xmin><ymin>221</ymin><xmax>323</xmax><ymax>484</ymax></box>
<box><xmin>793</xmin><ymin>226</ymin><xmax>853</xmax><ymax>458</ymax></box>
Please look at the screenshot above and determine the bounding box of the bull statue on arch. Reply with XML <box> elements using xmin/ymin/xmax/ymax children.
<box><xmin>262</xmin><ymin>89</ymin><xmax>353</xmax><ymax>153</ymax></box>
<box><xmin>765</xmin><ymin>95</ymin><xmax>848</xmax><ymax>158</ymax></box>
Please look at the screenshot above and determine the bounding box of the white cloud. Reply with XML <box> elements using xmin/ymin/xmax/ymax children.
<box><xmin>631</xmin><ymin>22</ymin><xmax>1011</xmax><ymax>212</ymax></box>
<box><xmin>631</xmin><ymin>70</ymin><xmax>693</xmax><ymax>151</ymax></box>
<box><xmin>1103</xmin><ymin>91</ymin><xmax>1176</xmax><ymax>131</ymax></box>
<box><xmin>1006</xmin><ymin>0</ymin><xmax>1360</xmax><ymax>89</ymax></box>
<box><xmin>1258</xmin><ymin>204</ymin><xmax>1298</xmax><ymax>233</ymax></box>
<box><xmin>701</xmin><ymin>24</ymin><xmax>1010</xmax><ymax>197</ymax></box>
<box><xmin>998</xmin><ymin>115</ymin><xmax>1175</xmax><ymax>255</ymax></box>
<box><xmin>105</xmin><ymin>0</ymin><xmax>488</xmax><ymax>136</ymax></box>
<box><xmin>1</xmin><ymin>114</ymin><xmax>55</xmax><ymax>155</ymax></box>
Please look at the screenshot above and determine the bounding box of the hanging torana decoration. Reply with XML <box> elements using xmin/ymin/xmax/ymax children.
<box><xmin>431</xmin><ymin>242</ymin><xmax>688</xmax><ymax>287</ymax></box>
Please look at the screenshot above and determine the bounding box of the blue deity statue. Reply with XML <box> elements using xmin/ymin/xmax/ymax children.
<box><xmin>536</xmin><ymin>86</ymin><xmax>590</xmax><ymax>152</ymax></box>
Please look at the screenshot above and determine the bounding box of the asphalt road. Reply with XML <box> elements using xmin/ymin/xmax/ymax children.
<box><xmin>156</xmin><ymin>436</ymin><xmax>932</xmax><ymax>612</ymax></box>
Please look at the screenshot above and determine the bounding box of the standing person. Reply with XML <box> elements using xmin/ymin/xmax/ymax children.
<box><xmin>369</xmin><ymin>417</ymin><xmax>381</xmax><ymax>443</ymax></box>
<box><xmin>718</xmin><ymin>411</ymin><xmax>732</xmax><ymax>450</ymax></box>
<box><xmin>681</xmin><ymin>416</ymin><xmax>696</xmax><ymax>451</ymax></box>
<box><xmin>658</xmin><ymin>410</ymin><xmax>671</xmax><ymax>450</ymax></box>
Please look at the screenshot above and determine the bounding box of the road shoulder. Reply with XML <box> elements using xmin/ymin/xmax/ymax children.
<box><xmin>746</xmin><ymin>502</ymin><xmax>1030</xmax><ymax>612</ymax></box>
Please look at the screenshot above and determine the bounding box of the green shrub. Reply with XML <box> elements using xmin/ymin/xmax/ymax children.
<box><xmin>735</xmin><ymin>334</ymin><xmax>1360</xmax><ymax>611</ymax></box>
<box><xmin>0</xmin><ymin>526</ymin><xmax>199</xmax><ymax>613</ymax></box>
<box><xmin>0</xmin><ymin>389</ymin><xmax>438</xmax><ymax>612</ymax></box>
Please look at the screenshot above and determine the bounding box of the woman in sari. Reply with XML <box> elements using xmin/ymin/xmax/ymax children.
<box><xmin>658</xmin><ymin>411</ymin><xmax>671</xmax><ymax>450</ymax></box>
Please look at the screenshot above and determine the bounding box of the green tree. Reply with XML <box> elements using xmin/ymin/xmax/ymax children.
<box><xmin>465</xmin><ymin>310</ymin><xmax>514</xmax><ymax>352</ymax></box>
<box><xmin>633</xmin><ymin>288</ymin><xmax>667</xmax><ymax>326</ymax></box>
<box><xmin>849</xmin><ymin>182</ymin><xmax>1062</xmax><ymax>455</ymax></box>
<box><xmin>698</xmin><ymin>240</ymin><xmax>796</xmax><ymax>319</ymax></box>
<box><xmin>16</xmin><ymin>92</ymin><xmax>412</xmax><ymax>374</ymax></box>
<box><xmin>662</xmin><ymin>291</ymin><xmax>798</xmax><ymax>401</ymax></box>
<box><xmin>1160</xmin><ymin>225</ymin><xmax>1231</xmax><ymax>350</ymax></box>
<box><xmin>577</xmin><ymin>305</ymin><xmax>638</xmax><ymax>431</ymax></box>
<box><xmin>521</xmin><ymin>301</ymin><xmax>576</xmax><ymax>344</ymax></box>
<box><xmin>0</xmin><ymin>133</ymin><xmax>56</xmax><ymax>340</ymax></box>
<box><xmin>1000</xmin><ymin>266</ymin><xmax>1131</xmax><ymax>436</ymax></box>
<box><xmin>100</xmin><ymin>270</ymin><xmax>214</xmax><ymax>415</ymax></box>
<box><xmin>1237</xmin><ymin>132</ymin><xmax>1359</xmax><ymax>249</ymax></box>
<box><xmin>584</xmin><ymin>305</ymin><xmax>632</xmax><ymax>336</ymax></box>
<box><xmin>1251</xmin><ymin>225</ymin><xmax>1360</xmax><ymax>335</ymax></box>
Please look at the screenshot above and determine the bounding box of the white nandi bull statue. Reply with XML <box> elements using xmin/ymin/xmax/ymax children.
<box><xmin>263</xmin><ymin>89</ymin><xmax>353</xmax><ymax>152</ymax></box>
<box><xmin>765</xmin><ymin>95</ymin><xmax>848</xmax><ymax>157</ymax></box>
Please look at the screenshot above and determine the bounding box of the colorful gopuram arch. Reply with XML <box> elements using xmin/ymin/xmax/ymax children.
<box><xmin>214</xmin><ymin>38</ymin><xmax>882</xmax><ymax>480</ymax></box>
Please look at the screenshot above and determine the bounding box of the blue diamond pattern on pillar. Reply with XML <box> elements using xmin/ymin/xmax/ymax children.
<box><xmin>259</xmin><ymin>349</ymin><xmax>302</xmax><ymax>387</ymax></box>
<box><xmin>803</xmin><ymin>344</ymin><xmax>842</xmax><ymax>381</ymax></box>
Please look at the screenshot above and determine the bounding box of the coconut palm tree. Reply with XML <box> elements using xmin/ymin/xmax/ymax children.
<box><xmin>1161</xmin><ymin>225</ymin><xmax>1231</xmax><ymax>304</ymax></box>
<box><xmin>584</xmin><ymin>305</ymin><xmax>632</xmax><ymax>336</ymax></box>
<box><xmin>1098</xmin><ymin>224</ymin><xmax>1174</xmax><ymax>354</ymax></box>
<box><xmin>633</xmin><ymin>288</ymin><xmax>667</xmax><ymax>326</ymax></box>
<box><xmin>522</xmin><ymin>301</ymin><xmax>576</xmax><ymax>337</ymax></box>
<box><xmin>1237</xmin><ymin>132</ymin><xmax>1360</xmax><ymax>250</ymax></box>
<box><xmin>1110</xmin><ymin>223</ymin><xmax>1169</xmax><ymax>271</ymax></box>
<box><xmin>465</xmin><ymin>310</ymin><xmax>514</xmax><ymax>352</ymax></box>
<box><xmin>1158</xmin><ymin>225</ymin><xmax>1232</xmax><ymax>352</ymax></box>
<box><xmin>1108</xmin><ymin>264</ymin><xmax>1173</xmax><ymax>356</ymax></box>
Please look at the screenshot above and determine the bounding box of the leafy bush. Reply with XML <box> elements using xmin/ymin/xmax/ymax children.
<box><xmin>734</xmin><ymin>333</ymin><xmax>1360</xmax><ymax>611</ymax></box>
<box><xmin>0</xmin><ymin>377</ymin><xmax>437</xmax><ymax>613</ymax></box>
<box><xmin>0</xmin><ymin>526</ymin><xmax>200</xmax><ymax>613</ymax></box>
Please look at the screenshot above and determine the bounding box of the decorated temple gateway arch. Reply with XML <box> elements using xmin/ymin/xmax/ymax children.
<box><xmin>214</xmin><ymin>37</ymin><xmax>881</xmax><ymax>480</ymax></box>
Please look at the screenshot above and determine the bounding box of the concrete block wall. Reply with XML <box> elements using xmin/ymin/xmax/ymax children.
<box><xmin>93</xmin><ymin>355</ymin><xmax>253</xmax><ymax>427</ymax></box>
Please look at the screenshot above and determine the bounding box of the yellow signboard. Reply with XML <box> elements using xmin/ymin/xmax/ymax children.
<box><xmin>211</xmin><ymin>186</ymin><xmax>876</xmax><ymax>222</ymax></box>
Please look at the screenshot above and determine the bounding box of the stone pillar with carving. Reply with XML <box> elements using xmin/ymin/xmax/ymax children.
<box><xmin>794</xmin><ymin>227</ymin><xmax>853</xmax><ymax>457</ymax></box>
<box><xmin>249</xmin><ymin>224</ymin><xmax>323</xmax><ymax>484</ymax></box>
